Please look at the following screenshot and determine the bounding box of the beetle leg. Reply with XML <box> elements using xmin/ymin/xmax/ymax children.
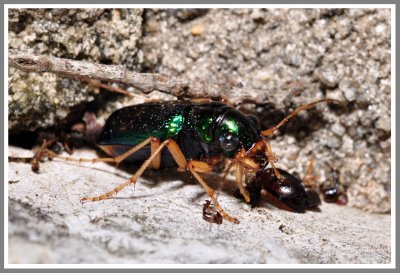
<box><xmin>190</xmin><ymin>98</ymin><xmax>213</xmax><ymax>103</ymax></box>
<box><xmin>31</xmin><ymin>139</ymin><xmax>54</xmax><ymax>173</ymax></box>
<box><xmin>188</xmin><ymin>165</ymin><xmax>240</xmax><ymax>224</ymax></box>
<box><xmin>150</xmin><ymin>138</ymin><xmax>161</xmax><ymax>169</ymax></box>
<box><xmin>222</xmin><ymin>160</ymin><xmax>234</xmax><ymax>182</ymax></box>
<box><xmin>261</xmin><ymin>99</ymin><xmax>338</xmax><ymax>137</ymax></box>
<box><xmin>79</xmin><ymin>138</ymin><xmax>240</xmax><ymax>224</ymax></box>
<box><xmin>165</xmin><ymin>140</ymin><xmax>240</xmax><ymax>224</ymax></box>
<box><xmin>80</xmin><ymin>139</ymin><xmax>169</xmax><ymax>203</ymax></box>
<box><xmin>234</xmin><ymin>163</ymin><xmax>251</xmax><ymax>203</ymax></box>
<box><xmin>46</xmin><ymin>137</ymin><xmax>154</xmax><ymax>168</ymax></box>
<box><xmin>263</xmin><ymin>140</ymin><xmax>282</xmax><ymax>179</ymax></box>
<box><xmin>10</xmin><ymin>139</ymin><xmax>56</xmax><ymax>173</ymax></box>
<box><xmin>190</xmin><ymin>95</ymin><xmax>236</xmax><ymax>107</ymax></box>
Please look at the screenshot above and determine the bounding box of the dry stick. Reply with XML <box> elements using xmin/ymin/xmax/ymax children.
<box><xmin>83</xmin><ymin>78</ymin><xmax>152</xmax><ymax>102</ymax></box>
<box><xmin>9</xmin><ymin>49</ymin><xmax>237</xmax><ymax>102</ymax></box>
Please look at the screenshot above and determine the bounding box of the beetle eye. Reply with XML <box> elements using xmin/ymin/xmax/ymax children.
<box><xmin>219</xmin><ymin>132</ymin><xmax>240</xmax><ymax>152</ymax></box>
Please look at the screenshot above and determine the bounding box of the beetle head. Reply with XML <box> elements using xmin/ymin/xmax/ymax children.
<box><xmin>213</xmin><ymin>109</ymin><xmax>274</xmax><ymax>171</ymax></box>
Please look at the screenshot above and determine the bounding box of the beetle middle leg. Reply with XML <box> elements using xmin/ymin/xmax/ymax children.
<box><xmin>80</xmin><ymin>139</ymin><xmax>169</xmax><ymax>202</ymax></box>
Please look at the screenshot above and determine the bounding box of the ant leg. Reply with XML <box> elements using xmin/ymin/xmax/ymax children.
<box><xmin>81</xmin><ymin>139</ymin><xmax>169</xmax><ymax>202</ymax></box>
<box><xmin>304</xmin><ymin>159</ymin><xmax>315</xmax><ymax>179</ymax></box>
<box><xmin>302</xmin><ymin>159</ymin><xmax>319</xmax><ymax>189</ymax></box>
<box><xmin>166</xmin><ymin>140</ymin><xmax>240</xmax><ymax>224</ymax></box>
<box><xmin>261</xmin><ymin>98</ymin><xmax>338</xmax><ymax>137</ymax></box>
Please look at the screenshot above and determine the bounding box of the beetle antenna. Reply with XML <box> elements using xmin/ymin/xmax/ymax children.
<box><xmin>261</xmin><ymin>99</ymin><xmax>340</xmax><ymax>137</ymax></box>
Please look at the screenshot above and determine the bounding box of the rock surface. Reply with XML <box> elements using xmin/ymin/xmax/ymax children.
<box><xmin>140</xmin><ymin>8</ymin><xmax>392</xmax><ymax>214</ymax></box>
<box><xmin>8</xmin><ymin>8</ymin><xmax>392</xmax><ymax>264</ymax></box>
<box><xmin>8</xmin><ymin>147</ymin><xmax>391</xmax><ymax>264</ymax></box>
<box><xmin>8</xmin><ymin>9</ymin><xmax>143</xmax><ymax>132</ymax></box>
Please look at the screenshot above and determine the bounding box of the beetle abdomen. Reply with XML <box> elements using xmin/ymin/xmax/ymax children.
<box><xmin>97</xmin><ymin>102</ymin><xmax>189</xmax><ymax>146</ymax></box>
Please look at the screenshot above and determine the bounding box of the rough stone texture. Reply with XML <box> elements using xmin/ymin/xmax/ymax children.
<box><xmin>8</xmin><ymin>147</ymin><xmax>391</xmax><ymax>264</ymax></box>
<box><xmin>139</xmin><ymin>8</ymin><xmax>391</xmax><ymax>214</ymax></box>
<box><xmin>8</xmin><ymin>8</ymin><xmax>392</xmax><ymax>264</ymax></box>
<box><xmin>8</xmin><ymin>9</ymin><xmax>143</xmax><ymax>132</ymax></box>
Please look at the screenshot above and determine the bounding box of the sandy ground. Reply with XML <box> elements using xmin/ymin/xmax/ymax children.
<box><xmin>7</xmin><ymin>147</ymin><xmax>391</xmax><ymax>264</ymax></box>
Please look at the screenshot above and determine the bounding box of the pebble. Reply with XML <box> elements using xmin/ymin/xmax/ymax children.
<box><xmin>342</xmin><ymin>135</ymin><xmax>355</xmax><ymax>154</ymax></box>
<box><xmin>331</xmin><ymin>122</ymin><xmax>346</xmax><ymax>137</ymax></box>
<box><xmin>339</xmin><ymin>79</ymin><xmax>357</xmax><ymax>102</ymax></box>
<box><xmin>316</xmin><ymin>65</ymin><xmax>341</xmax><ymax>87</ymax></box>
<box><xmin>326</xmin><ymin>89</ymin><xmax>345</xmax><ymax>101</ymax></box>
<box><xmin>379</xmin><ymin>138</ymin><xmax>391</xmax><ymax>151</ymax></box>
<box><xmin>375</xmin><ymin>115</ymin><xmax>391</xmax><ymax>132</ymax></box>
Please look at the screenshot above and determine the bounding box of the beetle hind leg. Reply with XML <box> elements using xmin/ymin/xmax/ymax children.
<box><xmin>80</xmin><ymin>139</ymin><xmax>169</xmax><ymax>203</ymax></box>
<box><xmin>45</xmin><ymin>137</ymin><xmax>155</xmax><ymax>169</ymax></box>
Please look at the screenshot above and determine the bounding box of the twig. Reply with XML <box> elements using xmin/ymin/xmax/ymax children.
<box><xmin>8</xmin><ymin>50</ymin><xmax>224</xmax><ymax>99</ymax></box>
<box><xmin>8</xmin><ymin>50</ymin><xmax>272</xmax><ymax>105</ymax></box>
<box><xmin>83</xmin><ymin>78</ymin><xmax>152</xmax><ymax>102</ymax></box>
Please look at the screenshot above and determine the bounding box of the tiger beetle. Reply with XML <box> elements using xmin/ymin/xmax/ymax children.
<box><xmin>38</xmin><ymin>98</ymin><xmax>337</xmax><ymax>224</ymax></box>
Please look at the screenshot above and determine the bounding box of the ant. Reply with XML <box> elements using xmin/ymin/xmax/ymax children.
<box><xmin>202</xmin><ymin>200</ymin><xmax>223</xmax><ymax>225</ymax></box>
<box><xmin>320</xmin><ymin>163</ymin><xmax>348</xmax><ymax>205</ymax></box>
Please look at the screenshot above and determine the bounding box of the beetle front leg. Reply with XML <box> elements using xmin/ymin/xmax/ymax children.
<box><xmin>165</xmin><ymin>140</ymin><xmax>240</xmax><ymax>224</ymax></box>
<box><xmin>188</xmin><ymin>163</ymin><xmax>240</xmax><ymax>224</ymax></box>
<box><xmin>234</xmin><ymin>163</ymin><xmax>251</xmax><ymax>203</ymax></box>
